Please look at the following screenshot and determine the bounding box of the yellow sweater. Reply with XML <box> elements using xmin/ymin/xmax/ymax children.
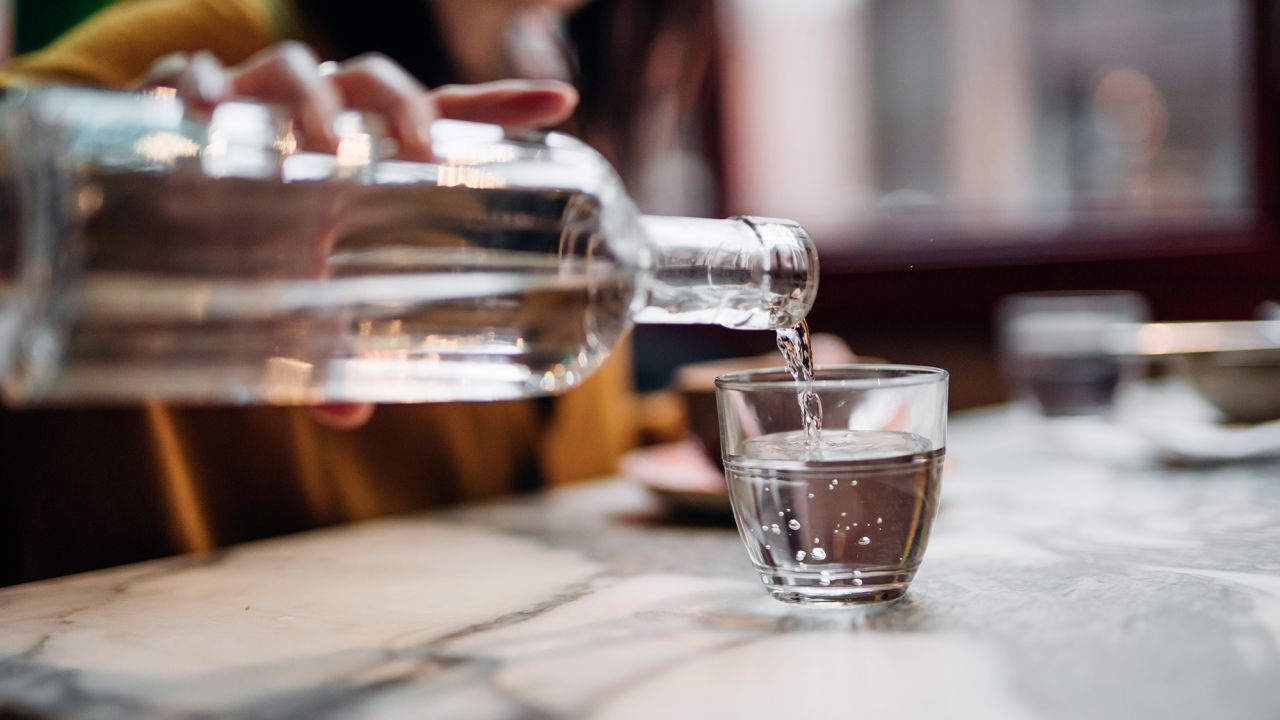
<box><xmin>0</xmin><ymin>0</ymin><xmax>637</xmax><ymax>584</ymax></box>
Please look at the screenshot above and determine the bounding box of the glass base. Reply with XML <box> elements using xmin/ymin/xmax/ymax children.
<box><xmin>757</xmin><ymin>567</ymin><xmax>915</xmax><ymax>605</ymax></box>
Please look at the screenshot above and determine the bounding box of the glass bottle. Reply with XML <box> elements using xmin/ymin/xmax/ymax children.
<box><xmin>0</xmin><ymin>86</ymin><xmax>816</xmax><ymax>404</ymax></box>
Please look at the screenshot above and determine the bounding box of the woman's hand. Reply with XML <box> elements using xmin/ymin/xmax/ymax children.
<box><xmin>142</xmin><ymin>43</ymin><xmax>580</xmax><ymax>429</ymax></box>
<box><xmin>143</xmin><ymin>42</ymin><xmax>578</xmax><ymax>156</ymax></box>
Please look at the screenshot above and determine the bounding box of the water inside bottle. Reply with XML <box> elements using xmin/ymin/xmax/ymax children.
<box><xmin>25</xmin><ymin>170</ymin><xmax>636</xmax><ymax>403</ymax></box>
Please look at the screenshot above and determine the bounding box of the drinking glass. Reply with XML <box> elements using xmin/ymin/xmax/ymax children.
<box><xmin>997</xmin><ymin>291</ymin><xmax>1150</xmax><ymax>417</ymax></box>
<box><xmin>715</xmin><ymin>365</ymin><xmax>947</xmax><ymax>605</ymax></box>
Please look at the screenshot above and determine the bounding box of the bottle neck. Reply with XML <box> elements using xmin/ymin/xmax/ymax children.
<box><xmin>633</xmin><ymin>215</ymin><xmax>818</xmax><ymax>330</ymax></box>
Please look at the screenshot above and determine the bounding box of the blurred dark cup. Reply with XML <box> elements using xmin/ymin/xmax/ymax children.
<box><xmin>1182</xmin><ymin>350</ymin><xmax>1280</xmax><ymax>424</ymax></box>
<box><xmin>670</xmin><ymin>334</ymin><xmax>862</xmax><ymax>467</ymax></box>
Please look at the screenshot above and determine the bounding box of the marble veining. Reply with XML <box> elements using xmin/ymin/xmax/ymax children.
<box><xmin>2</xmin><ymin>405</ymin><xmax>1279</xmax><ymax>719</ymax></box>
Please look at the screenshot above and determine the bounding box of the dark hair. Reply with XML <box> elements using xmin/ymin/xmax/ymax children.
<box><xmin>290</xmin><ymin>0</ymin><xmax>461</xmax><ymax>90</ymax></box>
<box><xmin>568</xmin><ymin>0</ymin><xmax>717</xmax><ymax>177</ymax></box>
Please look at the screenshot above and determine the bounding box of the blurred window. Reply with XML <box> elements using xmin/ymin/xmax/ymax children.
<box><xmin>719</xmin><ymin>0</ymin><xmax>1252</xmax><ymax>259</ymax></box>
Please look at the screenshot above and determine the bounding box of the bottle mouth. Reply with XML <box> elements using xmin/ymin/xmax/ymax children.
<box><xmin>732</xmin><ymin>216</ymin><xmax>819</xmax><ymax>329</ymax></box>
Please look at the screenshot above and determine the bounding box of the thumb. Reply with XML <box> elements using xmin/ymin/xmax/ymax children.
<box><xmin>431</xmin><ymin>79</ymin><xmax>579</xmax><ymax>128</ymax></box>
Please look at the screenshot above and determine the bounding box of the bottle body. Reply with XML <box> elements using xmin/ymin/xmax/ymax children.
<box><xmin>0</xmin><ymin>87</ymin><xmax>815</xmax><ymax>405</ymax></box>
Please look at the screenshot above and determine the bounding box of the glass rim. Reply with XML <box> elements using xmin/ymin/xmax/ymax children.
<box><xmin>714</xmin><ymin>363</ymin><xmax>948</xmax><ymax>391</ymax></box>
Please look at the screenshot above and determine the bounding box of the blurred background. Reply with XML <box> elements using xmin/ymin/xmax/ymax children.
<box><xmin>630</xmin><ymin>0</ymin><xmax>1278</xmax><ymax>413</ymax></box>
<box><xmin>9</xmin><ymin>0</ymin><xmax>1276</xmax><ymax>412</ymax></box>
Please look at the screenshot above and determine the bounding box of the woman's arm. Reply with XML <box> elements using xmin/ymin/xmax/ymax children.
<box><xmin>1</xmin><ymin>0</ymin><xmax>283</xmax><ymax>88</ymax></box>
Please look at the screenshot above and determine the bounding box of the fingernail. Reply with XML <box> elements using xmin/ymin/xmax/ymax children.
<box><xmin>507</xmin><ymin>78</ymin><xmax>575</xmax><ymax>94</ymax></box>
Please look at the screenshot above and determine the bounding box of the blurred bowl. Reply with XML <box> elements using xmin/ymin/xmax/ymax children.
<box><xmin>1182</xmin><ymin>349</ymin><xmax>1280</xmax><ymax>424</ymax></box>
<box><xmin>671</xmin><ymin>334</ymin><xmax>863</xmax><ymax>467</ymax></box>
<box><xmin>621</xmin><ymin>440</ymin><xmax>733</xmax><ymax>521</ymax></box>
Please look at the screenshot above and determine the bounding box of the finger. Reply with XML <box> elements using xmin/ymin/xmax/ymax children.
<box><xmin>327</xmin><ymin>53</ymin><xmax>436</xmax><ymax>161</ymax></box>
<box><xmin>432</xmin><ymin>79</ymin><xmax>579</xmax><ymax>128</ymax></box>
<box><xmin>181</xmin><ymin>52</ymin><xmax>230</xmax><ymax>109</ymax></box>
<box><xmin>308</xmin><ymin>403</ymin><xmax>375</xmax><ymax>430</ymax></box>
<box><xmin>140</xmin><ymin>51</ymin><xmax>229</xmax><ymax>108</ymax></box>
<box><xmin>140</xmin><ymin>52</ymin><xmax>191</xmax><ymax>89</ymax></box>
<box><xmin>227</xmin><ymin>41</ymin><xmax>343</xmax><ymax>151</ymax></box>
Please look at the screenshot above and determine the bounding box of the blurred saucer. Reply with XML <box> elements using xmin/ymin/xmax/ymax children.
<box><xmin>622</xmin><ymin>440</ymin><xmax>732</xmax><ymax>518</ymax></box>
<box><xmin>1120</xmin><ymin>382</ymin><xmax>1280</xmax><ymax>465</ymax></box>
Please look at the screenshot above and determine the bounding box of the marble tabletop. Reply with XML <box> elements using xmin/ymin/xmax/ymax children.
<box><xmin>2</xmin><ymin>402</ymin><xmax>1279</xmax><ymax>719</ymax></box>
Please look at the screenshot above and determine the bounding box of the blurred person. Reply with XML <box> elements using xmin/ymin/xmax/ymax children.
<box><xmin>0</xmin><ymin>0</ymin><xmax>718</xmax><ymax>585</ymax></box>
